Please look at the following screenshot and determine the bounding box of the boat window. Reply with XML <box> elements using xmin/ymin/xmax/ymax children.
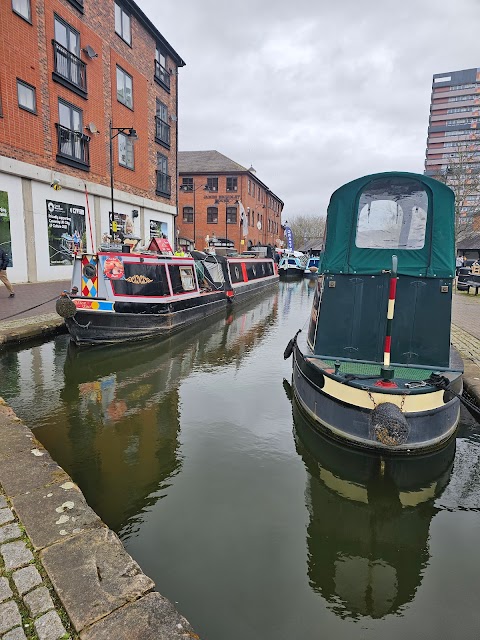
<box><xmin>288</xmin><ymin>259</ymin><xmax>297</xmax><ymax>265</ymax></box>
<box><xmin>169</xmin><ymin>265</ymin><xmax>196</xmax><ymax>293</ymax></box>
<box><xmin>355</xmin><ymin>178</ymin><xmax>428</xmax><ymax>250</ymax></box>
<box><xmin>109</xmin><ymin>261</ymin><xmax>170</xmax><ymax>296</ymax></box>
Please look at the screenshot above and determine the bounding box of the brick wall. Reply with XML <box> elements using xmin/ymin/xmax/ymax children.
<box><xmin>0</xmin><ymin>0</ymin><xmax>180</xmax><ymax>205</ymax></box>
<box><xmin>178</xmin><ymin>173</ymin><xmax>282</xmax><ymax>251</ymax></box>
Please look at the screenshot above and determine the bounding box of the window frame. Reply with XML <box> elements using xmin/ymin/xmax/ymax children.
<box><xmin>12</xmin><ymin>0</ymin><xmax>31</xmax><ymax>22</ymax></box>
<box><xmin>206</xmin><ymin>177</ymin><xmax>218</xmax><ymax>192</ymax></box>
<box><xmin>226</xmin><ymin>176</ymin><xmax>238</xmax><ymax>192</ymax></box>
<box><xmin>17</xmin><ymin>79</ymin><xmax>36</xmax><ymax>114</ymax></box>
<box><xmin>207</xmin><ymin>207</ymin><xmax>218</xmax><ymax>224</ymax></box>
<box><xmin>182</xmin><ymin>206</ymin><xmax>194</xmax><ymax>223</ymax></box>
<box><xmin>226</xmin><ymin>206</ymin><xmax>237</xmax><ymax>224</ymax></box>
<box><xmin>116</xmin><ymin>65</ymin><xmax>133</xmax><ymax>110</ymax></box>
<box><xmin>114</xmin><ymin>2</ymin><xmax>131</xmax><ymax>45</ymax></box>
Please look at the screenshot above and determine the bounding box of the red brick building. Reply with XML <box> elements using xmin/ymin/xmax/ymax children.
<box><xmin>0</xmin><ymin>0</ymin><xmax>184</xmax><ymax>282</ymax></box>
<box><xmin>177</xmin><ymin>151</ymin><xmax>284</xmax><ymax>252</ymax></box>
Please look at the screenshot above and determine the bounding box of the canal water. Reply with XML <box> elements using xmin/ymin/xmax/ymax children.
<box><xmin>1</xmin><ymin>279</ymin><xmax>480</xmax><ymax>640</ymax></box>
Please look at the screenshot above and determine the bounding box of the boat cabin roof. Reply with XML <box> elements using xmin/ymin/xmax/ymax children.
<box><xmin>321</xmin><ymin>172</ymin><xmax>455</xmax><ymax>278</ymax></box>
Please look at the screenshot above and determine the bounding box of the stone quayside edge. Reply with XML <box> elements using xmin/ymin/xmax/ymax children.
<box><xmin>0</xmin><ymin>399</ymin><xmax>199</xmax><ymax>640</ymax></box>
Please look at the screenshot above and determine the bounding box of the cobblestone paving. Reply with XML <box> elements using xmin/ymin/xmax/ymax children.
<box><xmin>451</xmin><ymin>324</ymin><xmax>480</xmax><ymax>367</ymax></box>
<box><xmin>0</xmin><ymin>494</ymin><xmax>76</xmax><ymax>640</ymax></box>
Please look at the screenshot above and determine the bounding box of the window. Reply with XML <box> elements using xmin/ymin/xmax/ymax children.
<box><xmin>17</xmin><ymin>80</ymin><xmax>36</xmax><ymax>113</ymax></box>
<box><xmin>116</xmin><ymin>66</ymin><xmax>133</xmax><ymax>109</ymax></box>
<box><xmin>155</xmin><ymin>99</ymin><xmax>170</xmax><ymax>147</ymax></box>
<box><xmin>449</xmin><ymin>83</ymin><xmax>476</xmax><ymax>91</ymax></box>
<box><xmin>206</xmin><ymin>177</ymin><xmax>218</xmax><ymax>192</ymax></box>
<box><xmin>183</xmin><ymin>207</ymin><xmax>193</xmax><ymax>223</ymax></box>
<box><xmin>156</xmin><ymin>153</ymin><xmax>170</xmax><ymax>196</ymax></box>
<box><xmin>248</xmin><ymin>180</ymin><xmax>251</xmax><ymax>195</ymax></box>
<box><xmin>355</xmin><ymin>177</ymin><xmax>428</xmax><ymax>250</ymax></box>
<box><xmin>118</xmin><ymin>132</ymin><xmax>134</xmax><ymax>169</ymax></box>
<box><xmin>226</xmin><ymin>207</ymin><xmax>237</xmax><ymax>224</ymax></box>
<box><xmin>207</xmin><ymin>207</ymin><xmax>218</xmax><ymax>224</ymax></box>
<box><xmin>115</xmin><ymin>2</ymin><xmax>131</xmax><ymax>45</ymax></box>
<box><xmin>169</xmin><ymin>265</ymin><xmax>196</xmax><ymax>293</ymax></box>
<box><xmin>56</xmin><ymin>99</ymin><xmax>90</xmax><ymax>168</ymax></box>
<box><xmin>226</xmin><ymin>177</ymin><xmax>237</xmax><ymax>192</ymax></box>
<box><xmin>155</xmin><ymin>48</ymin><xmax>170</xmax><ymax>89</ymax></box>
<box><xmin>53</xmin><ymin>16</ymin><xmax>86</xmax><ymax>94</ymax></box>
<box><xmin>182</xmin><ymin>177</ymin><xmax>193</xmax><ymax>191</ymax></box>
<box><xmin>12</xmin><ymin>0</ymin><xmax>30</xmax><ymax>21</ymax></box>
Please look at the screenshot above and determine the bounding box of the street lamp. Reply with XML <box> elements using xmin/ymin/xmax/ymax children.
<box><xmin>179</xmin><ymin>180</ymin><xmax>208</xmax><ymax>249</ymax></box>
<box><xmin>109</xmin><ymin>120</ymin><xmax>138</xmax><ymax>234</ymax></box>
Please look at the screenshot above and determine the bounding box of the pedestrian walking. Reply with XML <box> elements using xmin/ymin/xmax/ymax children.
<box><xmin>0</xmin><ymin>247</ymin><xmax>14</xmax><ymax>297</ymax></box>
<box><xmin>456</xmin><ymin>255</ymin><xmax>463</xmax><ymax>276</ymax></box>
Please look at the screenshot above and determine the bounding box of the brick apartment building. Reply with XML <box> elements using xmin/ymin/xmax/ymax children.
<box><xmin>425</xmin><ymin>67</ymin><xmax>480</xmax><ymax>232</ymax></box>
<box><xmin>0</xmin><ymin>0</ymin><xmax>184</xmax><ymax>283</ymax></box>
<box><xmin>177</xmin><ymin>150</ymin><xmax>284</xmax><ymax>253</ymax></box>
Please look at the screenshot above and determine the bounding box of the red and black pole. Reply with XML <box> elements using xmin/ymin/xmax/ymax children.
<box><xmin>381</xmin><ymin>255</ymin><xmax>398</xmax><ymax>381</ymax></box>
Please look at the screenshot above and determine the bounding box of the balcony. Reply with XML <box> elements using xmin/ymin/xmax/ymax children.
<box><xmin>155</xmin><ymin>116</ymin><xmax>171</xmax><ymax>148</ymax></box>
<box><xmin>156</xmin><ymin>171</ymin><xmax>171</xmax><ymax>197</ymax></box>
<box><xmin>154</xmin><ymin>60</ymin><xmax>170</xmax><ymax>91</ymax></box>
<box><xmin>52</xmin><ymin>41</ymin><xmax>87</xmax><ymax>98</ymax></box>
<box><xmin>56</xmin><ymin>124</ymin><xmax>90</xmax><ymax>170</ymax></box>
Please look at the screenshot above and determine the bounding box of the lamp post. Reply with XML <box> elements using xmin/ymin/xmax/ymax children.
<box><xmin>179</xmin><ymin>180</ymin><xmax>208</xmax><ymax>249</ymax></box>
<box><xmin>109</xmin><ymin>120</ymin><xmax>138</xmax><ymax>236</ymax></box>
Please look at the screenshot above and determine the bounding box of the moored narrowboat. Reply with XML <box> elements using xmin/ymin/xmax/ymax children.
<box><xmin>278</xmin><ymin>252</ymin><xmax>308</xmax><ymax>279</ymax></box>
<box><xmin>285</xmin><ymin>171</ymin><xmax>463</xmax><ymax>454</ymax></box>
<box><xmin>57</xmin><ymin>245</ymin><xmax>278</xmax><ymax>346</ymax></box>
<box><xmin>304</xmin><ymin>255</ymin><xmax>321</xmax><ymax>278</ymax></box>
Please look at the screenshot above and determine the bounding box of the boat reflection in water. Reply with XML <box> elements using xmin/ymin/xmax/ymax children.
<box><xmin>37</xmin><ymin>292</ymin><xmax>278</xmax><ymax>538</ymax></box>
<box><xmin>288</xmin><ymin>385</ymin><xmax>455</xmax><ymax>619</ymax></box>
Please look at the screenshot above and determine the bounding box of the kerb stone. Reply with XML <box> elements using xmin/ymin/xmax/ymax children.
<box><xmin>3</xmin><ymin>626</ymin><xmax>27</xmax><ymax>640</ymax></box>
<box><xmin>0</xmin><ymin>508</ymin><xmax>15</xmax><ymax>525</ymax></box>
<box><xmin>40</xmin><ymin>528</ymin><xmax>154</xmax><ymax>632</ymax></box>
<box><xmin>0</xmin><ymin>522</ymin><xmax>22</xmax><ymax>543</ymax></box>
<box><xmin>79</xmin><ymin>592</ymin><xmax>198</xmax><ymax>640</ymax></box>
<box><xmin>0</xmin><ymin>576</ymin><xmax>13</xmax><ymax>602</ymax></box>
<box><xmin>12</xmin><ymin>481</ymin><xmax>103</xmax><ymax>550</ymax></box>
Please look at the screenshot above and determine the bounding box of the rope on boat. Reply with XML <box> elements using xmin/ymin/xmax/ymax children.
<box><xmin>425</xmin><ymin>373</ymin><xmax>480</xmax><ymax>423</ymax></box>
<box><xmin>0</xmin><ymin>295</ymin><xmax>60</xmax><ymax>322</ymax></box>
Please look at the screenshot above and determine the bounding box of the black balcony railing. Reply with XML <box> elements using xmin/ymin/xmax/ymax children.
<box><xmin>154</xmin><ymin>60</ymin><xmax>170</xmax><ymax>90</ymax></box>
<box><xmin>56</xmin><ymin>124</ymin><xmax>90</xmax><ymax>170</ymax></box>
<box><xmin>156</xmin><ymin>171</ymin><xmax>171</xmax><ymax>196</ymax></box>
<box><xmin>53</xmin><ymin>41</ymin><xmax>87</xmax><ymax>96</ymax></box>
<box><xmin>155</xmin><ymin>116</ymin><xmax>171</xmax><ymax>147</ymax></box>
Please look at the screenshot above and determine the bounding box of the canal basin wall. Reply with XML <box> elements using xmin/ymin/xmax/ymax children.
<box><xmin>0</xmin><ymin>398</ymin><xmax>198</xmax><ymax>639</ymax></box>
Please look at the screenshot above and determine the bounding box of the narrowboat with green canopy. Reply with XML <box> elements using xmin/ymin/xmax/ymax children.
<box><xmin>285</xmin><ymin>171</ymin><xmax>464</xmax><ymax>453</ymax></box>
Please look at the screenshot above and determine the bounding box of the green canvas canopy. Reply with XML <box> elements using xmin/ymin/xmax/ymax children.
<box><xmin>321</xmin><ymin>172</ymin><xmax>455</xmax><ymax>278</ymax></box>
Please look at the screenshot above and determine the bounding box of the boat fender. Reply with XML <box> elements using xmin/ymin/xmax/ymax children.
<box><xmin>56</xmin><ymin>293</ymin><xmax>77</xmax><ymax>319</ymax></box>
<box><xmin>284</xmin><ymin>329</ymin><xmax>301</xmax><ymax>360</ymax></box>
<box><xmin>370</xmin><ymin>402</ymin><xmax>409</xmax><ymax>447</ymax></box>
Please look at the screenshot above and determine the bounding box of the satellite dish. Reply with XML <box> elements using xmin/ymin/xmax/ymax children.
<box><xmin>83</xmin><ymin>45</ymin><xmax>98</xmax><ymax>59</ymax></box>
<box><xmin>87</xmin><ymin>122</ymin><xmax>98</xmax><ymax>134</ymax></box>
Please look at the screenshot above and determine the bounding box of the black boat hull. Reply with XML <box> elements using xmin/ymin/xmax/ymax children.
<box><xmin>66</xmin><ymin>275</ymin><xmax>278</xmax><ymax>345</ymax></box>
<box><xmin>292</xmin><ymin>342</ymin><xmax>461</xmax><ymax>454</ymax></box>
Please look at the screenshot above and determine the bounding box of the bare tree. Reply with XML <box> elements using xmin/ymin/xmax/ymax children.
<box><xmin>430</xmin><ymin>140</ymin><xmax>480</xmax><ymax>242</ymax></box>
<box><xmin>284</xmin><ymin>214</ymin><xmax>326</xmax><ymax>250</ymax></box>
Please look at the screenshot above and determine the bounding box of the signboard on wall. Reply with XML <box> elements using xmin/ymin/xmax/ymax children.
<box><xmin>0</xmin><ymin>191</ymin><xmax>12</xmax><ymax>267</ymax></box>
<box><xmin>149</xmin><ymin>220</ymin><xmax>168</xmax><ymax>238</ymax></box>
<box><xmin>106</xmin><ymin>212</ymin><xmax>135</xmax><ymax>244</ymax></box>
<box><xmin>46</xmin><ymin>200</ymin><xmax>85</xmax><ymax>266</ymax></box>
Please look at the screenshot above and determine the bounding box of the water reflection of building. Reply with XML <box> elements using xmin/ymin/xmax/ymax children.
<box><xmin>291</xmin><ymin>398</ymin><xmax>455</xmax><ymax>619</ymax></box>
<box><xmin>17</xmin><ymin>292</ymin><xmax>278</xmax><ymax>537</ymax></box>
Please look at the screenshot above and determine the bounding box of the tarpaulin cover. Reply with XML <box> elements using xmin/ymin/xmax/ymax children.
<box><xmin>321</xmin><ymin>172</ymin><xmax>455</xmax><ymax>277</ymax></box>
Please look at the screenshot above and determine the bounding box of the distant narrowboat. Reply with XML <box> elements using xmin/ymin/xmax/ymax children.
<box><xmin>278</xmin><ymin>252</ymin><xmax>308</xmax><ymax>279</ymax></box>
<box><xmin>285</xmin><ymin>171</ymin><xmax>463</xmax><ymax>453</ymax></box>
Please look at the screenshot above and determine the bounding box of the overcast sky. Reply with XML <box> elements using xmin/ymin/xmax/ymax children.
<box><xmin>138</xmin><ymin>0</ymin><xmax>480</xmax><ymax>219</ymax></box>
